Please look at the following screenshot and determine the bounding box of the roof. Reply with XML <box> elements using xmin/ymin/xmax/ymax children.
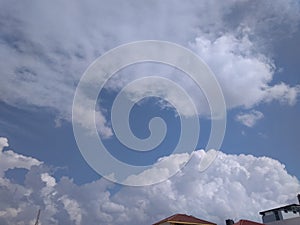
<box><xmin>152</xmin><ymin>214</ymin><xmax>216</xmax><ymax>225</ymax></box>
<box><xmin>259</xmin><ymin>204</ymin><xmax>300</xmax><ymax>214</ymax></box>
<box><xmin>233</xmin><ymin>219</ymin><xmax>265</xmax><ymax>225</ymax></box>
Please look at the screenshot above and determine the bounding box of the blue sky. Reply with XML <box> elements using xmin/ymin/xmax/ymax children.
<box><xmin>0</xmin><ymin>1</ymin><xmax>300</xmax><ymax>224</ymax></box>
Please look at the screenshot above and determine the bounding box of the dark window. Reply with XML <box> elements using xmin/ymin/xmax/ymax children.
<box><xmin>274</xmin><ymin>211</ymin><xmax>280</xmax><ymax>221</ymax></box>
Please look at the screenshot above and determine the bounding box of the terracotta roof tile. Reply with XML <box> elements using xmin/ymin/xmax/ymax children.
<box><xmin>152</xmin><ymin>214</ymin><xmax>216</xmax><ymax>225</ymax></box>
<box><xmin>233</xmin><ymin>219</ymin><xmax>265</xmax><ymax>225</ymax></box>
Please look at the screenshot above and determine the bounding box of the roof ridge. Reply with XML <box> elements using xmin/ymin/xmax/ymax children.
<box><xmin>234</xmin><ymin>219</ymin><xmax>265</xmax><ymax>225</ymax></box>
<box><xmin>152</xmin><ymin>213</ymin><xmax>216</xmax><ymax>225</ymax></box>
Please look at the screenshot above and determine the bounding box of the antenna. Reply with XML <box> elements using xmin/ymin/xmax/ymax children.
<box><xmin>34</xmin><ymin>209</ymin><xmax>41</xmax><ymax>225</ymax></box>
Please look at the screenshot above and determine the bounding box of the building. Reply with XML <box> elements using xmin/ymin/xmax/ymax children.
<box><xmin>153</xmin><ymin>194</ymin><xmax>300</xmax><ymax>225</ymax></box>
<box><xmin>259</xmin><ymin>194</ymin><xmax>300</xmax><ymax>225</ymax></box>
<box><xmin>152</xmin><ymin>213</ymin><xmax>216</xmax><ymax>225</ymax></box>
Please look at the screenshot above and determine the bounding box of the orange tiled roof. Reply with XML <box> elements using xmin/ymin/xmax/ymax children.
<box><xmin>234</xmin><ymin>219</ymin><xmax>265</xmax><ymax>225</ymax></box>
<box><xmin>152</xmin><ymin>213</ymin><xmax>216</xmax><ymax>225</ymax></box>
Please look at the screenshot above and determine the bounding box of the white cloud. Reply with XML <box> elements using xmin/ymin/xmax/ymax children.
<box><xmin>191</xmin><ymin>34</ymin><xmax>300</xmax><ymax>110</ymax></box>
<box><xmin>104</xmin><ymin>32</ymin><xmax>299</xmax><ymax>118</ymax></box>
<box><xmin>59</xmin><ymin>195</ymin><xmax>82</xmax><ymax>225</ymax></box>
<box><xmin>0</xmin><ymin>136</ymin><xmax>299</xmax><ymax>225</ymax></box>
<box><xmin>0</xmin><ymin>137</ymin><xmax>41</xmax><ymax>177</ymax></box>
<box><xmin>41</xmin><ymin>173</ymin><xmax>56</xmax><ymax>187</ymax></box>
<box><xmin>1</xmin><ymin>1</ymin><xmax>300</xmax><ymax>136</ymax></box>
<box><xmin>0</xmin><ymin>137</ymin><xmax>9</xmax><ymax>150</ymax></box>
<box><xmin>264</xmin><ymin>83</ymin><xmax>300</xmax><ymax>106</ymax></box>
<box><xmin>236</xmin><ymin>110</ymin><xmax>264</xmax><ymax>127</ymax></box>
<box><xmin>72</xmin><ymin>96</ymin><xmax>113</xmax><ymax>138</ymax></box>
<box><xmin>124</xmin><ymin>153</ymin><xmax>190</xmax><ymax>186</ymax></box>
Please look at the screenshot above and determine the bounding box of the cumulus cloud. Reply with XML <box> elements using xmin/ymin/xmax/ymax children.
<box><xmin>264</xmin><ymin>83</ymin><xmax>300</xmax><ymax>106</ymax></box>
<box><xmin>1</xmin><ymin>1</ymin><xmax>300</xmax><ymax>136</ymax></box>
<box><xmin>191</xmin><ymin>34</ymin><xmax>300</xmax><ymax>110</ymax></box>
<box><xmin>0</xmin><ymin>137</ymin><xmax>9</xmax><ymax>150</ymax></box>
<box><xmin>236</xmin><ymin>110</ymin><xmax>264</xmax><ymax>127</ymax></box>
<box><xmin>0</xmin><ymin>137</ymin><xmax>299</xmax><ymax>225</ymax></box>
<box><xmin>124</xmin><ymin>152</ymin><xmax>190</xmax><ymax>186</ymax></box>
<box><xmin>118</xmin><ymin>32</ymin><xmax>300</xmax><ymax>118</ymax></box>
<box><xmin>0</xmin><ymin>137</ymin><xmax>41</xmax><ymax>177</ymax></box>
<box><xmin>59</xmin><ymin>195</ymin><xmax>82</xmax><ymax>225</ymax></box>
<box><xmin>72</xmin><ymin>96</ymin><xmax>113</xmax><ymax>138</ymax></box>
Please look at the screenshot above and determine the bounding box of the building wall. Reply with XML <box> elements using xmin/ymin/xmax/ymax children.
<box><xmin>281</xmin><ymin>211</ymin><xmax>300</xmax><ymax>220</ymax></box>
<box><xmin>266</xmin><ymin>217</ymin><xmax>300</xmax><ymax>225</ymax></box>
<box><xmin>262</xmin><ymin>211</ymin><xmax>283</xmax><ymax>223</ymax></box>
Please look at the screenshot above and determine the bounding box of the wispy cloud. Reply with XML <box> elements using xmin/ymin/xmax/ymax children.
<box><xmin>235</xmin><ymin>110</ymin><xmax>264</xmax><ymax>127</ymax></box>
<box><xmin>0</xmin><ymin>1</ymin><xmax>300</xmax><ymax>136</ymax></box>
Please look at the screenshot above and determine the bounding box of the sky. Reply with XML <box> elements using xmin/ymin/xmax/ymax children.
<box><xmin>0</xmin><ymin>0</ymin><xmax>300</xmax><ymax>224</ymax></box>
